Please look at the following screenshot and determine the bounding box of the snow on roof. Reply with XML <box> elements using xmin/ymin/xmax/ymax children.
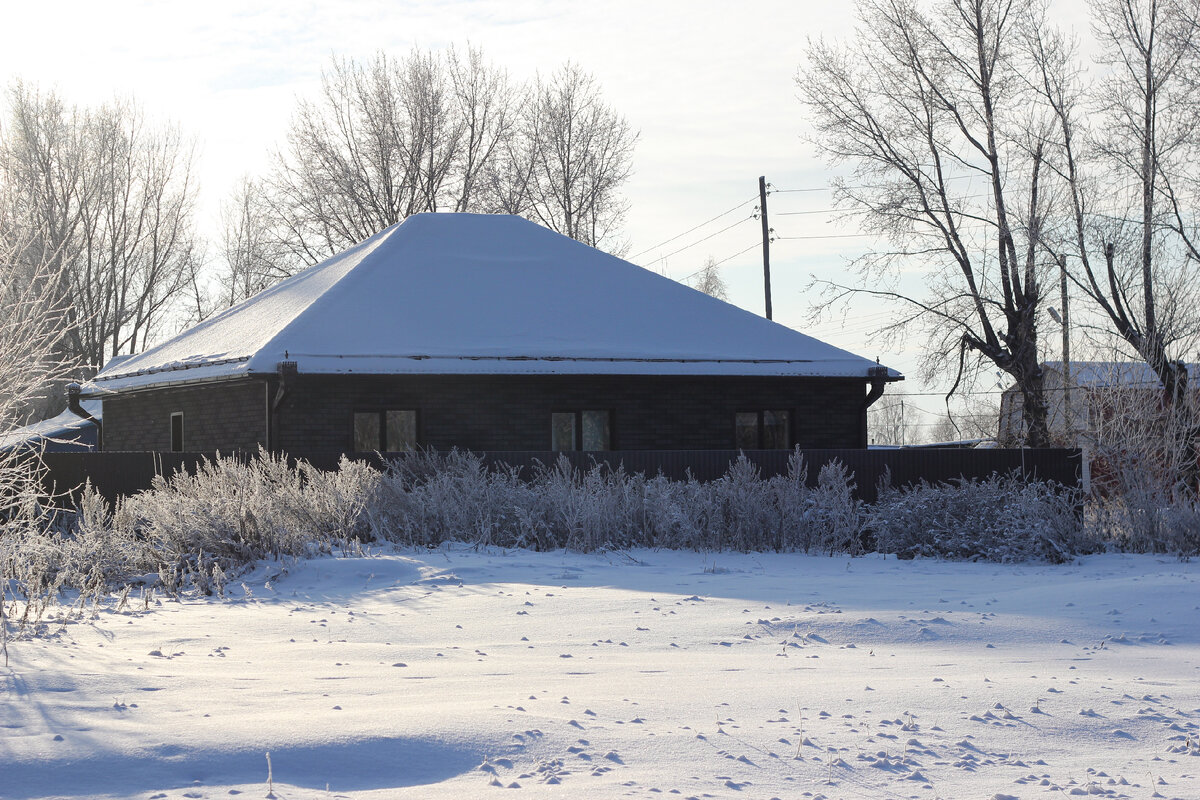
<box><xmin>1042</xmin><ymin>361</ymin><xmax>1200</xmax><ymax>389</ymax></box>
<box><xmin>0</xmin><ymin>400</ymin><xmax>101</xmax><ymax>453</ymax></box>
<box><xmin>84</xmin><ymin>213</ymin><xmax>900</xmax><ymax>394</ymax></box>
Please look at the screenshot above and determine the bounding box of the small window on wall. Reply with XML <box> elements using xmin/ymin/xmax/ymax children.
<box><xmin>170</xmin><ymin>412</ymin><xmax>184</xmax><ymax>453</ymax></box>
<box><xmin>353</xmin><ymin>410</ymin><xmax>418</xmax><ymax>452</ymax></box>
<box><xmin>735</xmin><ymin>410</ymin><xmax>791</xmax><ymax>449</ymax></box>
<box><xmin>551</xmin><ymin>410</ymin><xmax>611</xmax><ymax>451</ymax></box>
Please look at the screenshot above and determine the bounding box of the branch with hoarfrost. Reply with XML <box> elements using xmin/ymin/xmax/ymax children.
<box><xmin>0</xmin><ymin>234</ymin><xmax>76</xmax><ymax>659</ymax></box>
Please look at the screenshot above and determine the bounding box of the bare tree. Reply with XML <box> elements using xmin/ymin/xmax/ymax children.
<box><xmin>267</xmin><ymin>47</ymin><xmax>524</xmax><ymax>265</ymax></box>
<box><xmin>518</xmin><ymin>63</ymin><xmax>637</xmax><ymax>253</ymax></box>
<box><xmin>1016</xmin><ymin>0</ymin><xmax>1200</xmax><ymax>490</ymax></box>
<box><xmin>868</xmin><ymin>398</ymin><xmax>910</xmax><ymax>445</ymax></box>
<box><xmin>802</xmin><ymin>0</ymin><xmax>1054</xmax><ymax>446</ymax></box>
<box><xmin>925</xmin><ymin>397</ymin><xmax>1001</xmax><ymax>443</ymax></box>
<box><xmin>266</xmin><ymin>50</ymin><xmax>635</xmax><ymax>267</ymax></box>
<box><xmin>0</xmin><ymin>82</ymin><xmax>200</xmax><ymax>372</ymax></box>
<box><xmin>1027</xmin><ymin>0</ymin><xmax>1200</xmax><ymax>402</ymax></box>
<box><xmin>215</xmin><ymin>176</ymin><xmax>292</xmax><ymax>308</ymax></box>
<box><xmin>692</xmin><ymin>256</ymin><xmax>729</xmax><ymax>300</ymax></box>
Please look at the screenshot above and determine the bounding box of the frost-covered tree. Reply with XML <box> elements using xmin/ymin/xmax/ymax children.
<box><xmin>0</xmin><ymin>82</ymin><xmax>200</xmax><ymax>372</ymax></box>
<box><xmin>264</xmin><ymin>49</ymin><xmax>636</xmax><ymax>268</ymax></box>
<box><xmin>266</xmin><ymin>46</ymin><xmax>524</xmax><ymax>265</ymax></box>
<box><xmin>517</xmin><ymin>63</ymin><xmax>637</xmax><ymax>253</ymax></box>
<box><xmin>692</xmin><ymin>256</ymin><xmax>729</xmax><ymax>300</ymax></box>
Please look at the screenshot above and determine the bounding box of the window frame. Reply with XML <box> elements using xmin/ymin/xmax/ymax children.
<box><xmin>352</xmin><ymin>409</ymin><xmax>420</xmax><ymax>452</ymax></box>
<box><xmin>170</xmin><ymin>411</ymin><xmax>184</xmax><ymax>453</ymax></box>
<box><xmin>551</xmin><ymin>409</ymin><xmax>614</xmax><ymax>451</ymax></box>
<box><xmin>734</xmin><ymin>409</ymin><xmax>793</xmax><ymax>449</ymax></box>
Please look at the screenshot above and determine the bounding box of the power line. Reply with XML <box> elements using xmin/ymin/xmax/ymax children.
<box><xmin>643</xmin><ymin>215</ymin><xmax>756</xmax><ymax>268</ymax></box>
<box><xmin>771</xmin><ymin>174</ymin><xmax>984</xmax><ymax>194</ymax></box>
<box><xmin>631</xmin><ymin>194</ymin><xmax>759</xmax><ymax>261</ymax></box>
<box><xmin>775</xmin><ymin>233</ymin><xmax>878</xmax><ymax>240</ymax></box>
<box><xmin>774</xmin><ymin>193</ymin><xmax>993</xmax><ymax>216</ymax></box>
<box><xmin>678</xmin><ymin>241</ymin><xmax>761</xmax><ymax>283</ymax></box>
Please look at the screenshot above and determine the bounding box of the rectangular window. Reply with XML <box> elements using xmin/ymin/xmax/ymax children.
<box><xmin>735</xmin><ymin>411</ymin><xmax>759</xmax><ymax>450</ymax></box>
<box><xmin>581</xmin><ymin>410</ymin><xmax>611</xmax><ymax>451</ymax></box>
<box><xmin>170</xmin><ymin>412</ymin><xmax>184</xmax><ymax>453</ymax></box>
<box><xmin>735</xmin><ymin>410</ymin><xmax>792</xmax><ymax>449</ymax></box>
<box><xmin>354</xmin><ymin>410</ymin><xmax>418</xmax><ymax>452</ymax></box>
<box><xmin>551</xmin><ymin>412</ymin><xmax>577</xmax><ymax>451</ymax></box>
<box><xmin>385</xmin><ymin>410</ymin><xmax>418</xmax><ymax>452</ymax></box>
<box><xmin>762</xmin><ymin>410</ymin><xmax>791</xmax><ymax>450</ymax></box>
<box><xmin>353</xmin><ymin>412</ymin><xmax>381</xmax><ymax>452</ymax></box>
<box><xmin>553</xmin><ymin>410</ymin><xmax>612</xmax><ymax>451</ymax></box>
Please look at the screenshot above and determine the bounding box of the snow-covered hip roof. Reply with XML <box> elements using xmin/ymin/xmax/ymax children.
<box><xmin>84</xmin><ymin>213</ymin><xmax>901</xmax><ymax>393</ymax></box>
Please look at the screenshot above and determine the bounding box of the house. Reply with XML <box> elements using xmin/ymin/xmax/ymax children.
<box><xmin>80</xmin><ymin>213</ymin><xmax>902</xmax><ymax>454</ymax></box>
<box><xmin>998</xmin><ymin>360</ymin><xmax>1200</xmax><ymax>446</ymax></box>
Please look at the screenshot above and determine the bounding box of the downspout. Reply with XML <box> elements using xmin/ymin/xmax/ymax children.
<box><xmin>65</xmin><ymin>382</ymin><xmax>102</xmax><ymax>449</ymax></box>
<box><xmin>271</xmin><ymin>361</ymin><xmax>297</xmax><ymax>453</ymax></box>
<box><xmin>860</xmin><ymin>366</ymin><xmax>890</xmax><ymax>447</ymax></box>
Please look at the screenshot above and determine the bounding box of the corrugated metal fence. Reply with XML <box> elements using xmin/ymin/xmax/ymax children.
<box><xmin>40</xmin><ymin>448</ymin><xmax>1082</xmax><ymax>505</ymax></box>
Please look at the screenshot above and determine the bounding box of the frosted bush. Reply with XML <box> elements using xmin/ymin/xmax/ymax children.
<box><xmin>867</xmin><ymin>474</ymin><xmax>1090</xmax><ymax>563</ymax></box>
<box><xmin>2</xmin><ymin>448</ymin><xmax>1128</xmax><ymax>625</ymax></box>
<box><xmin>809</xmin><ymin>460</ymin><xmax>866</xmax><ymax>555</ymax></box>
<box><xmin>1091</xmin><ymin>488</ymin><xmax>1200</xmax><ymax>558</ymax></box>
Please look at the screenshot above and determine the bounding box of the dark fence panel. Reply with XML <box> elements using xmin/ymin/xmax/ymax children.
<box><xmin>41</xmin><ymin>448</ymin><xmax>1081</xmax><ymax>506</ymax></box>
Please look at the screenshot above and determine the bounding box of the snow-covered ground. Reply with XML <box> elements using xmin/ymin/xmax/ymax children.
<box><xmin>3</xmin><ymin>548</ymin><xmax>1199</xmax><ymax>800</ymax></box>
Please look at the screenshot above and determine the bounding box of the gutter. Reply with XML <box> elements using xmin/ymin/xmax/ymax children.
<box><xmin>270</xmin><ymin>360</ymin><xmax>298</xmax><ymax>451</ymax></box>
<box><xmin>65</xmin><ymin>382</ymin><xmax>102</xmax><ymax>448</ymax></box>
<box><xmin>860</xmin><ymin>366</ymin><xmax>895</xmax><ymax>447</ymax></box>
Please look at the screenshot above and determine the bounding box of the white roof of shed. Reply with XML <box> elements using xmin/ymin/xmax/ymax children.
<box><xmin>0</xmin><ymin>400</ymin><xmax>101</xmax><ymax>453</ymax></box>
<box><xmin>84</xmin><ymin>213</ymin><xmax>899</xmax><ymax>393</ymax></box>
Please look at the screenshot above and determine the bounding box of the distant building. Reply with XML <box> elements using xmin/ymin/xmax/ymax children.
<box><xmin>998</xmin><ymin>360</ymin><xmax>1199</xmax><ymax>447</ymax></box>
<box><xmin>80</xmin><ymin>213</ymin><xmax>902</xmax><ymax>454</ymax></box>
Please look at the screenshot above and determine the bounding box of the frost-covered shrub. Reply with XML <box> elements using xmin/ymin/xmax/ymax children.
<box><xmin>371</xmin><ymin>449</ymin><xmax>537</xmax><ymax>548</ymax></box>
<box><xmin>867</xmin><ymin>473</ymin><xmax>1090</xmax><ymax>563</ymax></box>
<box><xmin>2</xmin><ymin>448</ymin><xmax>1121</xmax><ymax>627</ymax></box>
<box><xmin>808</xmin><ymin>460</ymin><xmax>866</xmax><ymax>555</ymax></box>
<box><xmin>710</xmin><ymin>455</ymin><xmax>777</xmax><ymax>551</ymax></box>
<box><xmin>30</xmin><ymin>451</ymin><xmax>383</xmax><ymax>602</ymax></box>
<box><xmin>641</xmin><ymin>473</ymin><xmax>714</xmax><ymax>550</ymax></box>
<box><xmin>1090</xmin><ymin>488</ymin><xmax>1200</xmax><ymax>558</ymax></box>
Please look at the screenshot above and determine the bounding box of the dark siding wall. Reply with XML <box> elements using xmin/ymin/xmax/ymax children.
<box><xmin>103</xmin><ymin>381</ymin><xmax>267</xmax><ymax>452</ymax></box>
<box><xmin>274</xmin><ymin>374</ymin><xmax>867</xmax><ymax>452</ymax></box>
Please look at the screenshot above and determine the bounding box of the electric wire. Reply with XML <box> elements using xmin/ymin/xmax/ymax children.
<box><xmin>630</xmin><ymin>194</ymin><xmax>759</xmax><ymax>261</ymax></box>
<box><xmin>678</xmin><ymin>242</ymin><xmax>762</xmax><ymax>283</ymax></box>
<box><xmin>641</xmin><ymin>215</ymin><xmax>757</xmax><ymax>268</ymax></box>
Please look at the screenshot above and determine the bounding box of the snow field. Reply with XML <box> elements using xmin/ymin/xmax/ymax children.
<box><xmin>2</xmin><ymin>549</ymin><xmax>1199</xmax><ymax>799</ymax></box>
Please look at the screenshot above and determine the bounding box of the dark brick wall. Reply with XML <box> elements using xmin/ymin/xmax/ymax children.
<box><xmin>102</xmin><ymin>381</ymin><xmax>268</xmax><ymax>452</ymax></box>
<box><xmin>273</xmin><ymin>374</ymin><xmax>869</xmax><ymax>452</ymax></box>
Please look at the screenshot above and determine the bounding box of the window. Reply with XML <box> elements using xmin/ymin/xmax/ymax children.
<box><xmin>551</xmin><ymin>412</ymin><xmax>576</xmax><ymax>451</ymax></box>
<box><xmin>552</xmin><ymin>410</ymin><xmax>611</xmax><ymax>451</ymax></box>
<box><xmin>581</xmin><ymin>410</ymin><xmax>610</xmax><ymax>451</ymax></box>
<box><xmin>170</xmin><ymin>412</ymin><xmax>184</xmax><ymax>452</ymax></box>
<box><xmin>385</xmin><ymin>410</ymin><xmax>418</xmax><ymax>452</ymax></box>
<box><xmin>354</xmin><ymin>410</ymin><xmax>418</xmax><ymax>452</ymax></box>
<box><xmin>735</xmin><ymin>410</ymin><xmax>791</xmax><ymax>449</ymax></box>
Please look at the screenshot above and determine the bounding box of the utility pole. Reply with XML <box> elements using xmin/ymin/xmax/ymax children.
<box><xmin>1058</xmin><ymin>254</ymin><xmax>1071</xmax><ymax>440</ymax></box>
<box><xmin>759</xmin><ymin>176</ymin><xmax>773</xmax><ymax>320</ymax></box>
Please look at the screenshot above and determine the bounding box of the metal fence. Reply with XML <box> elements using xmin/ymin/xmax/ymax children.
<box><xmin>40</xmin><ymin>447</ymin><xmax>1082</xmax><ymax>506</ymax></box>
